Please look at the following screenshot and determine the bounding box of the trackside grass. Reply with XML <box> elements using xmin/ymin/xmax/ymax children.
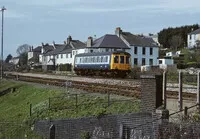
<box><xmin>0</xmin><ymin>80</ymin><xmax>140</xmax><ymax>138</ymax></box>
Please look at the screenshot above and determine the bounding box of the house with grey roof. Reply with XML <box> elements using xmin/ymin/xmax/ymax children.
<box><xmin>115</xmin><ymin>27</ymin><xmax>159</xmax><ymax>67</ymax></box>
<box><xmin>85</xmin><ymin>34</ymin><xmax>130</xmax><ymax>53</ymax></box>
<box><xmin>28</xmin><ymin>46</ymin><xmax>42</xmax><ymax>68</ymax></box>
<box><xmin>43</xmin><ymin>36</ymin><xmax>86</xmax><ymax>71</ymax></box>
<box><xmin>187</xmin><ymin>28</ymin><xmax>200</xmax><ymax>48</ymax></box>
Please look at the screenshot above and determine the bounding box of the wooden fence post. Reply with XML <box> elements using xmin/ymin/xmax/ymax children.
<box><xmin>75</xmin><ymin>94</ymin><xmax>78</xmax><ymax>110</ymax></box>
<box><xmin>49</xmin><ymin>97</ymin><xmax>51</xmax><ymax>109</ymax></box>
<box><xmin>108</xmin><ymin>93</ymin><xmax>110</xmax><ymax>107</ymax></box>
<box><xmin>197</xmin><ymin>72</ymin><xmax>200</xmax><ymax>112</ymax></box>
<box><xmin>184</xmin><ymin>106</ymin><xmax>188</xmax><ymax>117</ymax></box>
<box><xmin>163</xmin><ymin>71</ymin><xmax>167</xmax><ymax>109</ymax></box>
<box><xmin>30</xmin><ymin>103</ymin><xmax>32</xmax><ymax>117</ymax></box>
<box><xmin>178</xmin><ymin>71</ymin><xmax>183</xmax><ymax>111</ymax></box>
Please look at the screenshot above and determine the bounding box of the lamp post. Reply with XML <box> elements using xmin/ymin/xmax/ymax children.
<box><xmin>0</xmin><ymin>6</ymin><xmax>6</xmax><ymax>80</ymax></box>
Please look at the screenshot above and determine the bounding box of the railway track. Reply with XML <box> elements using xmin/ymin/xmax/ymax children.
<box><xmin>4</xmin><ymin>74</ymin><xmax>141</xmax><ymax>98</ymax></box>
<box><xmin>3</xmin><ymin>73</ymin><xmax>198</xmax><ymax>100</ymax></box>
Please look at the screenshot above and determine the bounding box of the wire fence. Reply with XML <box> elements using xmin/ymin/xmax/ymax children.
<box><xmin>30</xmin><ymin>92</ymin><xmax>140</xmax><ymax>119</ymax></box>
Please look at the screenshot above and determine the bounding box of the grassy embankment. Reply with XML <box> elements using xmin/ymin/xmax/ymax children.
<box><xmin>0</xmin><ymin>80</ymin><xmax>140</xmax><ymax>138</ymax></box>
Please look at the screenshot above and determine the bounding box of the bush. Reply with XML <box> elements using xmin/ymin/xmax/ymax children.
<box><xmin>187</xmin><ymin>62</ymin><xmax>197</xmax><ymax>68</ymax></box>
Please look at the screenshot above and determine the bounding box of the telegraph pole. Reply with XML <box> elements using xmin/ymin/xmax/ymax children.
<box><xmin>0</xmin><ymin>6</ymin><xmax>6</xmax><ymax>80</ymax></box>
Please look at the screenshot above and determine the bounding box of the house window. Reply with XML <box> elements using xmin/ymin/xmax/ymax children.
<box><xmin>66</xmin><ymin>54</ymin><xmax>68</xmax><ymax>58</ymax></box>
<box><xmin>70</xmin><ymin>54</ymin><xmax>72</xmax><ymax>58</ymax></box>
<box><xmin>150</xmin><ymin>48</ymin><xmax>153</xmax><ymax>55</ymax></box>
<box><xmin>61</xmin><ymin>54</ymin><xmax>63</xmax><ymax>59</ymax></box>
<box><xmin>142</xmin><ymin>47</ymin><xmax>146</xmax><ymax>55</ymax></box>
<box><xmin>142</xmin><ymin>58</ymin><xmax>145</xmax><ymax>65</ymax></box>
<box><xmin>159</xmin><ymin>60</ymin><xmax>162</xmax><ymax>64</ymax></box>
<box><xmin>72</xmin><ymin>51</ymin><xmax>75</xmax><ymax>55</ymax></box>
<box><xmin>190</xmin><ymin>35</ymin><xmax>192</xmax><ymax>40</ymax></box>
<box><xmin>134</xmin><ymin>58</ymin><xmax>138</xmax><ymax>65</ymax></box>
<box><xmin>134</xmin><ymin>47</ymin><xmax>137</xmax><ymax>54</ymax></box>
<box><xmin>120</xmin><ymin>56</ymin><xmax>124</xmax><ymax>64</ymax></box>
<box><xmin>149</xmin><ymin>59</ymin><xmax>153</xmax><ymax>65</ymax></box>
<box><xmin>57</xmin><ymin>55</ymin><xmax>59</xmax><ymax>58</ymax></box>
<box><xmin>106</xmin><ymin>48</ymin><xmax>109</xmax><ymax>52</ymax></box>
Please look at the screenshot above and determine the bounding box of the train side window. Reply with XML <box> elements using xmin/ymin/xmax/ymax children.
<box><xmin>105</xmin><ymin>56</ymin><xmax>108</xmax><ymax>62</ymax></box>
<box><xmin>94</xmin><ymin>56</ymin><xmax>97</xmax><ymax>63</ymax></box>
<box><xmin>101</xmin><ymin>56</ymin><xmax>104</xmax><ymax>63</ymax></box>
<box><xmin>114</xmin><ymin>56</ymin><xmax>119</xmax><ymax>63</ymax></box>
<box><xmin>97</xmin><ymin>56</ymin><xmax>100</xmax><ymax>63</ymax></box>
<box><xmin>126</xmin><ymin>56</ymin><xmax>130</xmax><ymax>64</ymax></box>
<box><xmin>80</xmin><ymin>58</ymin><xmax>82</xmax><ymax>63</ymax></box>
<box><xmin>120</xmin><ymin>56</ymin><xmax>124</xmax><ymax>64</ymax></box>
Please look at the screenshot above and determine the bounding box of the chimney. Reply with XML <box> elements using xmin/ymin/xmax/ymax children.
<box><xmin>29</xmin><ymin>46</ymin><xmax>31</xmax><ymax>52</ymax></box>
<box><xmin>115</xmin><ymin>27</ymin><xmax>122</xmax><ymax>37</ymax></box>
<box><xmin>67</xmin><ymin>35</ymin><xmax>72</xmax><ymax>44</ymax></box>
<box><xmin>87</xmin><ymin>36</ymin><xmax>93</xmax><ymax>47</ymax></box>
<box><xmin>41</xmin><ymin>42</ymin><xmax>44</xmax><ymax>46</ymax></box>
<box><xmin>53</xmin><ymin>41</ymin><xmax>55</xmax><ymax>45</ymax></box>
<box><xmin>64</xmin><ymin>41</ymin><xmax>67</xmax><ymax>44</ymax></box>
<box><xmin>32</xmin><ymin>46</ymin><xmax>33</xmax><ymax>51</ymax></box>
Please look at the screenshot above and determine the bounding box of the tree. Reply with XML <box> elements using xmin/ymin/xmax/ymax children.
<box><xmin>5</xmin><ymin>54</ymin><xmax>12</xmax><ymax>63</ymax></box>
<box><xmin>16</xmin><ymin>44</ymin><xmax>30</xmax><ymax>55</ymax></box>
<box><xmin>169</xmin><ymin>35</ymin><xmax>183</xmax><ymax>51</ymax></box>
<box><xmin>158</xmin><ymin>24</ymin><xmax>199</xmax><ymax>49</ymax></box>
<box><xmin>16</xmin><ymin>44</ymin><xmax>31</xmax><ymax>66</ymax></box>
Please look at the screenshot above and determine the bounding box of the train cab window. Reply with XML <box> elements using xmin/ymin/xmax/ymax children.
<box><xmin>120</xmin><ymin>56</ymin><xmax>124</xmax><ymax>64</ymax></box>
<box><xmin>126</xmin><ymin>56</ymin><xmax>130</xmax><ymax>64</ymax></box>
<box><xmin>114</xmin><ymin>56</ymin><xmax>119</xmax><ymax>63</ymax></box>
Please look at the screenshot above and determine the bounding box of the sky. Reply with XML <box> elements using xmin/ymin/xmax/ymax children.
<box><xmin>1</xmin><ymin>0</ymin><xmax>200</xmax><ymax>58</ymax></box>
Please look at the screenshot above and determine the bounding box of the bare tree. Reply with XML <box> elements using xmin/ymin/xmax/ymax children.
<box><xmin>16</xmin><ymin>44</ymin><xmax>30</xmax><ymax>55</ymax></box>
<box><xmin>169</xmin><ymin>35</ymin><xmax>183</xmax><ymax>50</ymax></box>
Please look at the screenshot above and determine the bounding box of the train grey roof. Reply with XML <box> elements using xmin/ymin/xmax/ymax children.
<box><xmin>121</xmin><ymin>32</ymin><xmax>158</xmax><ymax>47</ymax></box>
<box><xmin>75</xmin><ymin>51</ymin><xmax>131</xmax><ymax>57</ymax></box>
<box><xmin>91</xmin><ymin>34</ymin><xmax>130</xmax><ymax>49</ymax></box>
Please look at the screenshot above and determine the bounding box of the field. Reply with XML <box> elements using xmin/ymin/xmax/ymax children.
<box><xmin>0</xmin><ymin>80</ymin><xmax>140</xmax><ymax>138</ymax></box>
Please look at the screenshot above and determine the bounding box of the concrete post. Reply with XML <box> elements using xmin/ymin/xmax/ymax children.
<box><xmin>178</xmin><ymin>71</ymin><xmax>183</xmax><ymax>111</ymax></box>
<box><xmin>197</xmin><ymin>72</ymin><xmax>200</xmax><ymax>111</ymax></box>
<box><xmin>163</xmin><ymin>71</ymin><xmax>167</xmax><ymax>109</ymax></box>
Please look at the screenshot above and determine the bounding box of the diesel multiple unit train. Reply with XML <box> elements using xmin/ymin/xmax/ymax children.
<box><xmin>74</xmin><ymin>51</ymin><xmax>131</xmax><ymax>77</ymax></box>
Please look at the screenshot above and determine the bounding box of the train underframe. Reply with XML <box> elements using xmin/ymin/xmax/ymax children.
<box><xmin>74</xmin><ymin>69</ymin><xmax>131</xmax><ymax>78</ymax></box>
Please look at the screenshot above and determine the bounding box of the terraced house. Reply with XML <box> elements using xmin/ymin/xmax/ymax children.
<box><xmin>42</xmin><ymin>36</ymin><xmax>86</xmax><ymax>71</ymax></box>
<box><xmin>115</xmin><ymin>27</ymin><xmax>159</xmax><ymax>67</ymax></box>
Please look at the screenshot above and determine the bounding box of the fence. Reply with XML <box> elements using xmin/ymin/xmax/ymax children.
<box><xmin>163</xmin><ymin>70</ymin><xmax>200</xmax><ymax>111</ymax></box>
<box><xmin>30</xmin><ymin>92</ymin><xmax>140</xmax><ymax>118</ymax></box>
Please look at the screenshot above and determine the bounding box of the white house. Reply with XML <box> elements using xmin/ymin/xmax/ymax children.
<box><xmin>187</xmin><ymin>28</ymin><xmax>200</xmax><ymax>48</ymax></box>
<box><xmin>43</xmin><ymin>36</ymin><xmax>86</xmax><ymax>71</ymax></box>
<box><xmin>9</xmin><ymin>57</ymin><xmax>20</xmax><ymax>65</ymax></box>
<box><xmin>115</xmin><ymin>27</ymin><xmax>159</xmax><ymax>67</ymax></box>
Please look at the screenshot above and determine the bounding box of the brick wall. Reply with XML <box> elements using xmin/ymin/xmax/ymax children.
<box><xmin>140</xmin><ymin>74</ymin><xmax>163</xmax><ymax>112</ymax></box>
<box><xmin>34</xmin><ymin>113</ymin><xmax>154</xmax><ymax>139</ymax></box>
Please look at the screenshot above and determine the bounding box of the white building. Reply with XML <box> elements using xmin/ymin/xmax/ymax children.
<box><xmin>158</xmin><ymin>57</ymin><xmax>175</xmax><ymax>70</ymax></box>
<box><xmin>43</xmin><ymin>36</ymin><xmax>86</xmax><ymax>71</ymax></box>
<box><xmin>187</xmin><ymin>28</ymin><xmax>200</xmax><ymax>48</ymax></box>
<box><xmin>115</xmin><ymin>27</ymin><xmax>159</xmax><ymax>67</ymax></box>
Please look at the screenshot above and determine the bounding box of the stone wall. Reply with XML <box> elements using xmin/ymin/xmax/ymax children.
<box><xmin>34</xmin><ymin>113</ymin><xmax>154</xmax><ymax>139</ymax></box>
